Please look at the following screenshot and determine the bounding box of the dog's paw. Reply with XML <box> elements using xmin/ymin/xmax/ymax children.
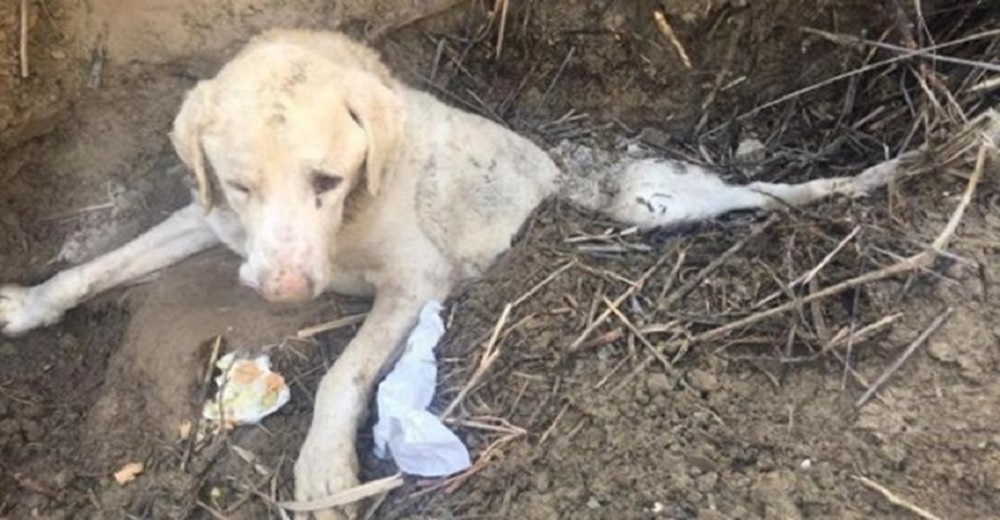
<box><xmin>0</xmin><ymin>284</ymin><xmax>65</xmax><ymax>337</ymax></box>
<box><xmin>293</xmin><ymin>436</ymin><xmax>361</xmax><ymax>520</ymax></box>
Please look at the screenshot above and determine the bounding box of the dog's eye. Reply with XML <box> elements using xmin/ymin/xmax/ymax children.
<box><xmin>347</xmin><ymin>107</ymin><xmax>362</xmax><ymax>127</ymax></box>
<box><xmin>311</xmin><ymin>172</ymin><xmax>343</xmax><ymax>195</ymax></box>
<box><xmin>227</xmin><ymin>181</ymin><xmax>252</xmax><ymax>196</ymax></box>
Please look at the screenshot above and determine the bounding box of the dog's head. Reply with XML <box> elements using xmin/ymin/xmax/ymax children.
<box><xmin>170</xmin><ymin>35</ymin><xmax>403</xmax><ymax>303</ymax></box>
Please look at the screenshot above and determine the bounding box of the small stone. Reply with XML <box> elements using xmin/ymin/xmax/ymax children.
<box><xmin>735</xmin><ymin>138</ymin><xmax>765</xmax><ymax>158</ymax></box>
<box><xmin>21</xmin><ymin>420</ymin><xmax>42</xmax><ymax>441</ymax></box>
<box><xmin>586</xmin><ymin>496</ymin><xmax>601</xmax><ymax>509</ymax></box>
<box><xmin>50</xmin><ymin>469</ymin><xmax>74</xmax><ymax>489</ymax></box>
<box><xmin>687</xmin><ymin>369</ymin><xmax>720</xmax><ymax>393</ymax></box>
<box><xmin>0</xmin><ymin>418</ymin><xmax>19</xmax><ymax>435</ymax></box>
<box><xmin>687</xmin><ymin>455</ymin><xmax>718</xmax><ymax>473</ymax></box>
<box><xmin>646</xmin><ymin>372</ymin><xmax>671</xmax><ymax>394</ymax></box>
<box><xmin>57</xmin><ymin>334</ymin><xmax>78</xmax><ymax>349</ymax></box>
<box><xmin>799</xmin><ymin>458</ymin><xmax>813</xmax><ymax>470</ymax></box>
<box><xmin>696</xmin><ymin>472</ymin><xmax>719</xmax><ymax>492</ymax></box>
<box><xmin>533</xmin><ymin>470</ymin><xmax>551</xmax><ymax>492</ymax></box>
<box><xmin>639</xmin><ymin>127</ymin><xmax>671</xmax><ymax>148</ymax></box>
<box><xmin>927</xmin><ymin>339</ymin><xmax>958</xmax><ymax>363</ymax></box>
<box><xmin>50</xmin><ymin>49</ymin><xmax>66</xmax><ymax>60</ymax></box>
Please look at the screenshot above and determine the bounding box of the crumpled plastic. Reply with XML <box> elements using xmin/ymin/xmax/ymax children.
<box><xmin>203</xmin><ymin>352</ymin><xmax>291</xmax><ymax>427</ymax></box>
<box><xmin>373</xmin><ymin>301</ymin><xmax>472</xmax><ymax>477</ymax></box>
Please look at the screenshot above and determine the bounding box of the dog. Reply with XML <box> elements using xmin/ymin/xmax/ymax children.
<box><xmin>0</xmin><ymin>29</ymin><xmax>891</xmax><ymax>519</ymax></box>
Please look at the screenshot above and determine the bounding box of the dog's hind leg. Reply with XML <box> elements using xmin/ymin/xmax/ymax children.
<box><xmin>1</xmin><ymin>203</ymin><xmax>224</xmax><ymax>336</ymax></box>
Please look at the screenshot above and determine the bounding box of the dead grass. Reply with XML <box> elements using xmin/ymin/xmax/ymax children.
<box><xmin>366</xmin><ymin>1</ymin><xmax>1000</xmax><ymax>518</ymax></box>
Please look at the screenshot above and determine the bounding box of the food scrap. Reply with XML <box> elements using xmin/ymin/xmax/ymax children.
<box><xmin>202</xmin><ymin>352</ymin><xmax>290</xmax><ymax>428</ymax></box>
<box><xmin>113</xmin><ymin>462</ymin><xmax>144</xmax><ymax>485</ymax></box>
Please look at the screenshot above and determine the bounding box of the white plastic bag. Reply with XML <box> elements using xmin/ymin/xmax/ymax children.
<box><xmin>372</xmin><ymin>301</ymin><xmax>471</xmax><ymax>477</ymax></box>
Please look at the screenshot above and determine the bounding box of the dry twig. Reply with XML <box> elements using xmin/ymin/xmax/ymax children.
<box><xmin>661</xmin><ymin>215</ymin><xmax>779</xmax><ymax>310</ymax></box>
<box><xmin>440</xmin><ymin>303</ymin><xmax>511</xmax><ymax>419</ymax></box>
<box><xmin>20</xmin><ymin>0</ymin><xmax>29</xmax><ymax>78</ymax></box>
<box><xmin>568</xmin><ymin>252</ymin><xmax>674</xmax><ymax>352</ymax></box>
<box><xmin>855</xmin><ymin>306</ymin><xmax>953</xmax><ymax>406</ymax></box>
<box><xmin>296</xmin><ymin>313</ymin><xmax>367</xmax><ymax>339</ymax></box>
<box><xmin>181</xmin><ymin>336</ymin><xmax>223</xmax><ymax>471</ymax></box>
<box><xmin>653</xmin><ymin>9</ymin><xmax>692</xmax><ymax>69</ymax></box>
<box><xmin>854</xmin><ymin>475</ymin><xmax>943</xmax><ymax>520</ymax></box>
<box><xmin>494</xmin><ymin>0</ymin><xmax>510</xmax><ymax>59</ymax></box>
<box><xmin>277</xmin><ymin>474</ymin><xmax>404</xmax><ymax>512</ymax></box>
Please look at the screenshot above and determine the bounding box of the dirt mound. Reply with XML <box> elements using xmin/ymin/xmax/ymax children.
<box><xmin>2</xmin><ymin>1</ymin><xmax>999</xmax><ymax>519</ymax></box>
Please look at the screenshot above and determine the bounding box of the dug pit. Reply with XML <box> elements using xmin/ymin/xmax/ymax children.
<box><xmin>2</xmin><ymin>1</ymin><xmax>1000</xmax><ymax>519</ymax></box>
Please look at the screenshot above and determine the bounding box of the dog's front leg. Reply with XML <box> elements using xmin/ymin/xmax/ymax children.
<box><xmin>0</xmin><ymin>203</ymin><xmax>222</xmax><ymax>336</ymax></box>
<box><xmin>294</xmin><ymin>283</ymin><xmax>444</xmax><ymax>520</ymax></box>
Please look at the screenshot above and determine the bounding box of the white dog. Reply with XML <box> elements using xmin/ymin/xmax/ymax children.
<box><xmin>0</xmin><ymin>29</ymin><xmax>889</xmax><ymax>518</ymax></box>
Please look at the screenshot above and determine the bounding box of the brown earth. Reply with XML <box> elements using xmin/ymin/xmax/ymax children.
<box><xmin>1</xmin><ymin>1</ymin><xmax>999</xmax><ymax>519</ymax></box>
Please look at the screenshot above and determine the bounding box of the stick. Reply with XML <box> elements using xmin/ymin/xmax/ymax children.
<box><xmin>854</xmin><ymin>476</ymin><xmax>942</xmax><ymax>520</ymax></box>
<box><xmin>799</xmin><ymin>226</ymin><xmax>861</xmax><ymax>287</ymax></box>
<box><xmin>20</xmin><ymin>0</ymin><xmax>29</xmax><ymax>78</ymax></box>
<box><xmin>601</xmin><ymin>295</ymin><xmax>670</xmax><ymax>370</ymax></box>
<box><xmin>653</xmin><ymin>10</ymin><xmax>692</xmax><ymax>69</ymax></box>
<box><xmin>296</xmin><ymin>313</ymin><xmax>367</xmax><ymax>339</ymax></box>
<box><xmin>568</xmin><ymin>252</ymin><xmax>673</xmax><ymax>352</ymax></box>
<box><xmin>821</xmin><ymin>313</ymin><xmax>904</xmax><ymax>353</ymax></box>
<box><xmin>277</xmin><ymin>474</ymin><xmax>404</xmax><ymax>512</ymax></box>
<box><xmin>494</xmin><ymin>0</ymin><xmax>510</xmax><ymax>59</ymax></box>
<box><xmin>855</xmin><ymin>307</ymin><xmax>952</xmax><ymax>406</ymax></box>
<box><xmin>661</xmin><ymin>215</ymin><xmax>779</xmax><ymax>309</ymax></box>
<box><xmin>540</xmin><ymin>46</ymin><xmax>576</xmax><ymax>108</ymax></box>
<box><xmin>181</xmin><ymin>335</ymin><xmax>222</xmax><ymax>471</ymax></box>
<box><xmin>511</xmin><ymin>261</ymin><xmax>574</xmax><ymax>307</ymax></box>
<box><xmin>440</xmin><ymin>303</ymin><xmax>511</xmax><ymax>419</ymax></box>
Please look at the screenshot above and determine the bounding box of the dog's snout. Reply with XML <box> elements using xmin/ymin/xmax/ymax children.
<box><xmin>256</xmin><ymin>270</ymin><xmax>315</xmax><ymax>303</ymax></box>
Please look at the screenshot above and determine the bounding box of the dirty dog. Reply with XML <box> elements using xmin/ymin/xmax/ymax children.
<box><xmin>0</xmin><ymin>29</ymin><xmax>890</xmax><ymax>519</ymax></box>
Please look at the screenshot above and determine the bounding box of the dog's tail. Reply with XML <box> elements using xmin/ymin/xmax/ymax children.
<box><xmin>551</xmin><ymin>141</ymin><xmax>894</xmax><ymax>230</ymax></box>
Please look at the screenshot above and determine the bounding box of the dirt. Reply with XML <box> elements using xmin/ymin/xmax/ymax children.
<box><xmin>2</xmin><ymin>1</ymin><xmax>999</xmax><ymax>519</ymax></box>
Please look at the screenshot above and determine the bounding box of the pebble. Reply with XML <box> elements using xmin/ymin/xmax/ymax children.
<box><xmin>533</xmin><ymin>470</ymin><xmax>551</xmax><ymax>492</ymax></box>
<box><xmin>687</xmin><ymin>369</ymin><xmax>720</xmax><ymax>393</ymax></box>
<box><xmin>21</xmin><ymin>420</ymin><xmax>43</xmax><ymax>441</ymax></box>
<box><xmin>696</xmin><ymin>472</ymin><xmax>719</xmax><ymax>492</ymax></box>
<box><xmin>639</xmin><ymin>127</ymin><xmax>670</xmax><ymax>148</ymax></box>
<box><xmin>735</xmin><ymin>138</ymin><xmax>765</xmax><ymax>158</ymax></box>
<box><xmin>50</xmin><ymin>469</ymin><xmax>74</xmax><ymax>489</ymax></box>
<box><xmin>646</xmin><ymin>372</ymin><xmax>672</xmax><ymax>394</ymax></box>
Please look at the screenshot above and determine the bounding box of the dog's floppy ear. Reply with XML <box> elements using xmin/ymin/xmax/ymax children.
<box><xmin>344</xmin><ymin>73</ymin><xmax>403</xmax><ymax>196</ymax></box>
<box><xmin>170</xmin><ymin>82</ymin><xmax>215</xmax><ymax>211</ymax></box>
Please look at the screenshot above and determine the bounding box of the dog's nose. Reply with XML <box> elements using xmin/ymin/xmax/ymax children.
<box><xmin>260</xmin><ymin>271</ymin><xmax>315</xmax><ymax>303</ymax></box>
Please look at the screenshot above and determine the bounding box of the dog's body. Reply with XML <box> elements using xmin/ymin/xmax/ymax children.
<box><xmin>0</xmin><ymin>30</ymin><xmax>891</xmax><ymax>519</ymax></box>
